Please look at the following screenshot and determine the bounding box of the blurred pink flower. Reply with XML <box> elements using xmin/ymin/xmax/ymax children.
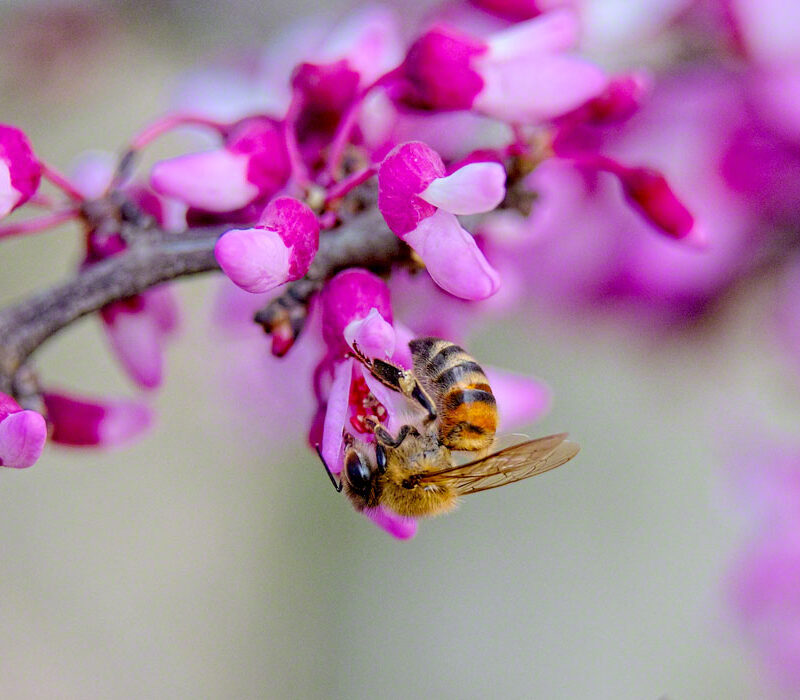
<box><xmin>151</xmin><ymin>117</ymin><xmax>290</xmax><ymax>213</ymax></box>
<box><xmin>726</xmin><ymin>437</ymin><xmax>800</xmax><ymax>693</ymax></box>
<box><xmin>72</xmin><ymin>152</ymin><xmax>181</xmax><ymax>389</ymax></box>
<box><xmin>0</xmin><ymin>124</ymin><xmax>41</xmax><ymax>219</ymax></box>
<box><xmin>43</xmin><ymin>391</ymin><xmax>151</xmax><ymax>447</ymax></box>
<box><xmin>396</xmin><ymin>10</ymin><xmax>606</xmax><ymax>123</ymax></box>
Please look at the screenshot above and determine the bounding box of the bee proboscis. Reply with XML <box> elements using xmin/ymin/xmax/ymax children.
<box><xmin>320</xmin><ymin>337</ymin><xmax>580</xmax><ymax>518</ymax></box>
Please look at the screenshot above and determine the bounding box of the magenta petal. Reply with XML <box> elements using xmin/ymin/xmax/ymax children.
<box><xmin>344</xmin><ymin>308</ymin><xmax>396</xmax><ymax>359</ymax></box>
<box><xmin>0</xmin><ymin>410</ymin><xmax>47</xmax><ymax>469</ymax></box>
<box><xmin>403</xmin><ymin>209</ymin><xmax>500</xmax><ymax>300</ymax></box>
<box><xmin>321</xmin><ymin>269</ymin><xmax>393</xmax><ymax>357</ymax></box>
<box><xmin>151</xmin><ymin>149</ymin><xmax>258</xmax><ymax>212</ymax></box>
<box><xmin>215</xmin><ymin>227</ymin><xmax>291</xmax><ymax>293</ymax></box>
<box><xmin>475</xmin><ymin>54</ymin><xmax>607</xmax><ymax>123</ymax></box>
<box><xmin>378</xmin><ymin>141</ymin><xmax>446</xmax><ymax>235</ymax></box>
<box><xmin>102</xmin><ymin>300</ymin><xmax>165</xmax><ymax>389</ymax></box>
<box><xmin>0</xmin><ymin>124</ymin><xmax>41</xmax><ymax>218</ymax></box>
<box><xmin>363</xmin><ymin>506</ymin><xmax>418</xmax><ymax>539</ymax></box>
<box><xmin>484</xmin><ymin>366</ymin><xmax>551</xmax><ymax>431</ymax></box>
<box><xmin>420</xmin><ymin>162</ymin><xmax>506</xmax><ymax>215</ymax></box>
<box><xmin>0</xmin><ymin>161</ymin><xmax>22</xmax><ymax>218</ymax></box>
<box><xmin>321</xmin><ymin>358</ymin><xmax>353</xmax><ymax>475</ymax></box>
<box><xmin>44</xmin><ymin>392</ymin><xmax>152</xmax><ymax>447</ymax></box>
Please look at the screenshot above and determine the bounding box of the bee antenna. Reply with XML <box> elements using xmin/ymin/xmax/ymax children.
<box><xmin>315</xmin><ymin>444</ymin><xmax>343</xmax><ymax>493</ymax></box>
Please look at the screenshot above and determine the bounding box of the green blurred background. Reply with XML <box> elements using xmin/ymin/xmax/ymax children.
<box><xmin>1</xmin><ymin>1</ymin><xmax>794</xmax><ymax>697</ymax></box>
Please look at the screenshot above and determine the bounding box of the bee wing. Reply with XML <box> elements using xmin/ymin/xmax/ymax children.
<box><xmin>419</xmin><ymin>433</ymin><xmax>579</xmax><ymax>496</ymax></box>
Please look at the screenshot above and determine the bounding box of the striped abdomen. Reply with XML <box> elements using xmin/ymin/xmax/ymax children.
<box><xmin>409</xmin><ymin>338</ymin><xmax>498</xmax><ymax>452</ymax></box>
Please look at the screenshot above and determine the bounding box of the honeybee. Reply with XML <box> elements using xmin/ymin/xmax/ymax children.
<box><xmin>320</xmin><ymin>337</ymin><xmax>579</xmax><ymax>518</ymax></box>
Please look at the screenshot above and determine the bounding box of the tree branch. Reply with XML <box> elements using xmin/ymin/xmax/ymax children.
<box><xmin>0</xmin><ymin>206</ymin><xmax>404</xmax><ymax>395</ymax></box>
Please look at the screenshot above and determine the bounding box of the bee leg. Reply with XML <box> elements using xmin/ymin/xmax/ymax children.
<box><xmin>315</xmin><ymin>444</ymin><xmax>343</xmax><ymax>493</ymax></box>
<box><xmin>370</xmin><ymin>421</ymin><xmax>416</xmax><ymax>448</ymax></box>
<box><xmin>350</xmin><ymin>342</ymin><xmax>437</xmax><ymax>422</ymax></box>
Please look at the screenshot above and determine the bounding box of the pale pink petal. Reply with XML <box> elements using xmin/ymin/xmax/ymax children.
<box><xmin>419</xmin><ymin>162</ymin><xmax>506</xmax><ymax>215</ymax></box>
<box><xmin>344</xmin><ymin>307</ymin><xmax>396</xmax><ymax>359</ymax></box>
<box><xmin>97</xmin><ymin>401</ymin><xmax>152</xmax><ymax>446</ymax></box>
<box><xmin>363</xmin><ymin>506</ymin><xmax>418</xmax><ymax>539</ymax></box>
<box><xmin>150</xmin><ymin>149</ymin><xmax>258</xmax><ymax>212</ymax></box>
<box><xmin>44</xmin><ymin>392</ymin><xmax>152</xmax><ymax>447</ymax></box>
<box><xmin>485</xmin><ymin>9</ymin><xmax>580</xmax><ymax>61</ymax></box>
<box><xmin>403</xmin><ymin>209</ymin><xmax>500</xmax><ymax>300</ymax></box>
<box><xmin>69</xmin><ymin>150</ymin><xmax>115</xmax><ymax>199</ymax></box>
<box><xmin>0</xmin><ymin>161</ymin><xmax>21</xmax><ymax>218</ymax></box>
<box><xmin>102</xmin><ymin>303</ymin><xmax>164</xmax><ymax>389</ymax></box>
<box><xmin>474</xmin><ymin>54</ymin><xmax>607</xmax><ymax>123</ymax></box>
<box><xmin>142</xmin><ymin>286</ymin><xmax>180</xmax><ymax>335</ymax></box>
<box><xmin>319</xmin><ymin>5</ymin><xmax>403</xmax><ymax>86</ymax></box>
<box><xmin>0</xmin><ymin>410</ymin><xmax>47</xmax><ymax>469</ymax></box>
<box><xmin>731</xmin><ymin>0</ymin><xmax>800</xmax><ymax>64</ymax></box>
<box><xmin>215</xmin><ymin>227</ymin><xmax>291</xmax><ymax>294</ymax></box>
<box><xmin>321</xmin><ymin>358</ymin><xmax>354</xmax><ymax>474</ymax></box>
<box><xmin>484</xmin><ymin>366</ymin><xmax>551</xmax><ymax>431</ymax></box>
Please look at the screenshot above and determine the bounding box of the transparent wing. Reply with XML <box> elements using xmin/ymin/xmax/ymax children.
<box><xmin>418</xmin><ymin>433</ymin><xmax>579</xmax><ymax>496</ymax></box>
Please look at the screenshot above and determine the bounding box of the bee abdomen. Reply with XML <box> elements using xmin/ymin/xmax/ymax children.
<box><xmin>410</xmin><ymin>338</ymin><xmax>498</xmax><ymax>452</ymax></box>
<box><xmin>439</xmin><ymin>387</ymin><xmax>498</xmax><ymax>451</ymax></box>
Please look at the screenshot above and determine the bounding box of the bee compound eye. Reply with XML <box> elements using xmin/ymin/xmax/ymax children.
<box><xmin>375</xmin><ymin>444</ymin><xmax>387</xmax><ymax>473</ymax></box>
<box><xmin>345</xmin><ymin>451</ymin><xmax>371</xmax><ymax>492</ymax></box>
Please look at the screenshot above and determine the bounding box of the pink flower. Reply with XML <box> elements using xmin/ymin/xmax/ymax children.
<box><xmin>215</xmin><ymin>196</ymin><xmax>320</xmax><ymax>294</ymax></box>
<box><xmin>725</xmin><ymin>438</ymin><xmax>800</xmax><ymax>693</ymax></box>
<box><xmin>398</xmin><ymin>10</ymin><xmax>606</xmax><ymax>123</ymax></box>
<box><xmin>43</xmin><ymin>391</ymin><xmax>152</xmax><ymax>447</ymax></box>
<box><xmin>72</xmin><ymin>152</ymin><xmax>181</xmax><ymax>389</ymax></box>
<box><xmin>150</xmin><ymin>117</ymin><xmax>290</xmax><ymax>213</ymax></box>
<box><xmin>378</xmin><ymin>141</ymin><xmax>504</xmax><ymax>300</ymax></box>
<box><xmin>0</xmin><ymin>124</ymin><xmax>41</xmax><ymax>219</ymax></box>
<box><xmin>99</xmin><ymin>287</ymin><xmax>179</xmax><ymax>389</ymax></box>
<box><xmin>0</xmin><ymin>393</ymin><xmax>46</xmax><ymax>469</ymax></box>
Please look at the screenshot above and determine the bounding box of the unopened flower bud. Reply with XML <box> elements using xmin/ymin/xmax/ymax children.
<box><xmin>215</xmin><ymin>196</ymin><xmax>320</xmax><ymax>294</ymax></box>
<box><xmin>0</xmin><ymin>393</ymin><xmax>47</xmax><ymax>469</ymax></box>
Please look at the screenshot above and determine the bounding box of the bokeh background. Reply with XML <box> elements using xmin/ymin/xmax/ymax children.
<box><xmin>1</xmin><ymin>0</ymin><xmax>797</xmax><ymax>697</ymax></box>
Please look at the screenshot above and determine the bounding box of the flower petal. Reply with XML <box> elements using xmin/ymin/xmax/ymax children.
<box><xmin>0</xmin><ymin>161</ymin><xmax>22</xmax><ymax>219</ymax></box>
<box><xmin>321</xmin><ymin>358</ymin><xmax>354</xmax><ymax>475</ymax></box>
<box><xmin>215</xmin><ymin>227</ymin><xmax>291</xmax><ymax>294</ymax></box>
<box><xmin>486</xmin><ymin>9</ymin><xmax>580</xmax><ymax>61</ymax></box>
<box><xmin>151</xmin><ymin>149</ymin><xmax>258</xmax><ymax>212</ymax></box>
<box><xmin>0</xmin><ymin>410</ymin><xmax>47</xmax><ymax>469</ymax></box>
<box><xmin>474</xmin><ymin>54</ymin><xmax>607</xmax><ymax>123</ymax></box>
<box><xmin>344</xmin><ymin>307</ymin><xmax>396</xmax><ymax>359</ymax></box>
<box><xmin>363</xmin><ymin>506</ymin><xmax>418</xmax><ymax>539</ymax></box>
<box><xmin>419</xmin><ymin>162</ymin><xmax>506</xmax><ymax>215</ymax></box>
<box><xmin>403</xmin><ymin>209</ymin><xmax>500</xmax><ymax>300</ymax></box>
<box><xmin>484</xmin><ymin>366</ymin><xmax>551</xmax><ymax>431</ymax></box>
<box><xmin>102</xmin><ymin>299</ymin><xmax>165</xmax><ymax>389</ymax></box>
<box><xmin>44</xmin><ymin>392</ymin><xmax>152</xmax><ymax>447</ymax></box>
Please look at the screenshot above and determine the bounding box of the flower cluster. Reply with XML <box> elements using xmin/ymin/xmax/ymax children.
<box><xmin>6</xmin><ymin>0</ymin><xmax>796</xmax><ymax>547</ymax></box>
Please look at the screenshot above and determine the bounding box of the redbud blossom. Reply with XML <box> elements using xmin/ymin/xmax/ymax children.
<box><xmin>43</xmin><ymin>392</ymin><xmax>152</xmax><ymax>447</ymax></box>
<box><xmin>619</xmin><ymin>166</ymin><xmax>706</xmax><ymax>248</ymax></box>
<box><xmin>71</xmin><ymin>152</ymin><xmax>182</xmax><ymax>389</ymax></box>
<box><xmin>0</xmin><ymin>393</ymin><xmax>47</xmax><ymax>469</ymax></box>
<box><xmin>215</xmin><ymin>197</ymin><xmax>320</xmax><ymax>294</ymax></box>
<box><xmin>150</xmin><ymin>117</ymin><xmax>290</xmax><ymax>213</ymax></box>
<box><xmin>378</xmin><ymin>141</ymin><xmax>503</xmax><ymax>300</ymax></box>
<box><xmin>399</xmin><ymin>10</ymin><xmax>606</xmax><ymax>123</ymax></box>
<box><xmin>0</xmin><ymin>124</ymin><xmax>41</xmax><ymax>219</ymax></box>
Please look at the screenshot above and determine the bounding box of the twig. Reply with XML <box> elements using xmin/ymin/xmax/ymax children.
<box><xmin>0</xmin><ymin>206</ymin><xmax>403</xmax><ymax>395</ymax></box>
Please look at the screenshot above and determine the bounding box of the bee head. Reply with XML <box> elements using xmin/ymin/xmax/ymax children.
<box><xmin>342</xmin><ymin>446</ymin><xmax>381</xmax><ymax>510</ymax></box>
